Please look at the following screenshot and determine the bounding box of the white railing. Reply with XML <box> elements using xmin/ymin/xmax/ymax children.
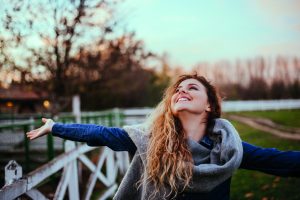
<box><xmin>122</xmin><ymin>99</ymin><xmax>300</xmax><ymax>124</ymax></box>
<box><xmin>0</xmin><ymin>141</ymin><xmax>129</xmax><ymax>200</ymax></box>
<box><xmin>222</xmin><ymin>99</ymin><xmax>300</xmax><ymax>112</ymax></box>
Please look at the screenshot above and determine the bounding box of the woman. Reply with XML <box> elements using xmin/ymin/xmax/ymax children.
<box><xmin>27</xmin><ymin>74</ymin><xmax>300</xmax><ymax>200</ymax></box>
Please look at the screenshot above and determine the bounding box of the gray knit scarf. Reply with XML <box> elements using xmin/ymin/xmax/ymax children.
<box><xmin>113</xmin><ymin>118</ymin><xmax>243</xmax><ymax>200</ymax></box>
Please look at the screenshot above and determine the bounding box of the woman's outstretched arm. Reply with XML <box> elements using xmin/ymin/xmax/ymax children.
<box><xmin>27</xmin><ymin>118</ymin><xmax>137</xmax><ymax>155</ymax></box>
<box><xmin>240</xmin><ymin>142</ymin><xmax>300</xmax><ymax>177</ymax></box>
<box><xmin>199</xmin><ymin>135</ymin><xmax>300</xmax><ymax>177</ymax></box>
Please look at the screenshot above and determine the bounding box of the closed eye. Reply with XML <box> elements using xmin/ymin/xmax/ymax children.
<box><xmin>189</xmin><ymin>86</ymin><xmax>198</xmax><ymax>90</ymax></box>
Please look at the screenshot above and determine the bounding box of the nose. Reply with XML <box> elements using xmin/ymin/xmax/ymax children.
<box><xmin>178</xmin><ymin>87</ymin><xmax>187</xmax><ymax>94</ymax></box>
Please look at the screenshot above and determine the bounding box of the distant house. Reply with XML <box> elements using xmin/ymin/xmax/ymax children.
<box><xmin>0</xmin><ymin>85</ymin><xmax>49</xmax><ymax>114</ymax></box>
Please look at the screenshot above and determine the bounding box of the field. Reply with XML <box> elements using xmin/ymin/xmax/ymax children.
<box><xmin>230</xmin><ymin>109</ymin><xmax>300</xmax><ymax>200</ymax></box>
<box><xmin>232</xmin><ymin>109</ymin><xmax>300</xmax><ymax>128</ymax></box>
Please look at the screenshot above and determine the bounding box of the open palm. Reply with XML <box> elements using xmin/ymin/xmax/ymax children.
<box><xmin>26</xmin><ymin>118</ymin><xmax>55</xmax><ymax>140</ymax></box>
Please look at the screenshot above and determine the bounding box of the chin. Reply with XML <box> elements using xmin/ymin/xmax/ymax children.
<box><xmin>173</xmin><ymin>107</ymin><xmax>189</xmax><ymax>115</ymax></box>
<box><xmin>171</xmin><ymin>109</ymin><xmax>178</xmax><ymax>116</ymax></box>
<box><xmin>172</xmin><ymin>107</ymin><xmax>185</xmax><ymax>116</ymax></box>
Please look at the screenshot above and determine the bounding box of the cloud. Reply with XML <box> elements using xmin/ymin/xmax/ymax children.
<box><xmin>250</xmin><ymin>0</ymin><xmax>300</xmax><ymax>31</ymax></box>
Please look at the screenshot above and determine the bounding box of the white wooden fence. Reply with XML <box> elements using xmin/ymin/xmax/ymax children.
<box><xmin>122</xmin><ymin>99</ymin><xmax>300</xmax><ymax>124</ymax></box>
<box><xmin>0</xmin><ymin>141</ymin><xmax>129</xmax><ymax>200</ymax></box>
<box><xmin>222</xmin><ymin>99</ymin><xmax>300</xmax><ymax>112</ymax></box>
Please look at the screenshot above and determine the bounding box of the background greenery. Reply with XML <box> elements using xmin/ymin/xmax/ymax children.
<box><xmin>231</xmin><ymin>109</ymin><xmax>300</xmax><ymax>128</ymax></box>
<box><xmin>230</xmin><ymin>109</ymin><xmax>300</xmax><ymax>200</ymax></box>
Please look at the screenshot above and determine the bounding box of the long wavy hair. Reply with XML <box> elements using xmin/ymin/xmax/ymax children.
<box><xmin>145</xmin><ymin>74</ymin><xmax>221</xmax><ymax>199</ymax></box>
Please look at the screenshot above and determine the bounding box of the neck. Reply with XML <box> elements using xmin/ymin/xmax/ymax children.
<box><xmin>177</xmin><ymin>112</ymin><xmax>208</xmax><ymax>142</ymax></box>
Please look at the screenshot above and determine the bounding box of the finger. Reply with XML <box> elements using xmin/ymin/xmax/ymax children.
<box><xmin>26</xmin><ymin>130</ymin><xmax>39</xmax><ymax>137</ymax></box>
<box><xmin>26</xmin><ymin>133</ymin><xmax>34</xmax><ymax>140</ymax></box>
<box><xmin>28</xmin><ymin>133</ymin><xmax>38</xmax><ymax>140</ymax></box>
<box><xmin>26</xmin><ymin>131</ymin><xmax>34</xmax><ymax>136</ymax></box>
<box><xmin>42</xmin><ymin>118</ymin><xmax>48</xmax><ymax>123</ymax></box>
<box><xmin>26</xmin><ymin>131</ymin><xmax>36</xmax><ymax>136</ymax></box>
<box><xmin>26</xmin><ymin>128</ymin><xmax>40</xmax><ymax>135</ymax></box>
<box><xmin>28</xmin><ymin>136</ymin><xmax>35</xmax><ymax>140</ymax></box>
<box><xmin>30</xmin><ymin>135</ymin><xmax>38</xmax><ymax>140</ymax></box>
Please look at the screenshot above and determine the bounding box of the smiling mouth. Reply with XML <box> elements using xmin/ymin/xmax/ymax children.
<box><xmin>177</xmin><ymin>97</ymin><xmax>190</xmax><ymax>102</ymax></box>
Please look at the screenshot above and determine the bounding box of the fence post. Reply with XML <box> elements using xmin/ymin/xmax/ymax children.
<box><xmin>106</xmin><ymin>150</ymin><xmax>115</xmax><ymax>185</ymax></box>
<box><xmin>23</xmin><ymin>125</ymin><xmax>30</xmax><ymax>171</ymax></box>
<box><xmin>65</xmin><ymin>141</ymin><xmax>80</xmax><ymax>200</ymax></box>
<box><xmin>47</xmin><ymin>134</ymin><xmax>54</xmax><ymax>161</ymax></box>
<box><xmin>72</xmin><ymin>95</ymin><xmax>82</xmax><ymax>185</ymax></box>
<box><xmin>5</xmin><ymin>160</ymin><xmax>22</xmax><ymax>185</ymax></box>
<box><xmin>72</xmin><ymin>95</ymin><xmax>81</xmax><ymax>123</ymax></box>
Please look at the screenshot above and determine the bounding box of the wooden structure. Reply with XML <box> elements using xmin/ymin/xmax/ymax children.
<box><xmin>0</xmin><ymin>85</ymin><xmax>48</xmax><ymax>114</ymax></box>
<box><xmin>0</xmin><ymin>141</ymin><xmax>129</xmax><ymax>200</ymax></box>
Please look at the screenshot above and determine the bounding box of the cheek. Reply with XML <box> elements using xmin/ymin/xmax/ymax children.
<box><xmin>193</xmin><ymin>95</ymin><xmax>209</xmax><ymax>108</ymax></box>
<box><xmin>171</xmin><ymin>94</ymin><xmax>177</xmax><ymax>103</ymax></box>
<box><xmin>196</xmin><ymin>93</ymin><xmax>208</xmax><ymax>102</ymax></box>
<box><xmin>170</xmin><ymin>95</ymin><xmax>177</xmax><ymax>110</ymax></box>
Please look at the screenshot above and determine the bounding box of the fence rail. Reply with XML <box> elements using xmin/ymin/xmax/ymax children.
<box><xmin>222</xmin><ymin>99</ymin><xmax>300</xmax><ymax>112</ymax></box>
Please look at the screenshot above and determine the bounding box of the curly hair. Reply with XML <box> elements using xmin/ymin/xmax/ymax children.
<box><xmin>144</xmin><ymin>74</ymin><xmax>221</xmax><ymax>199</ymax></box>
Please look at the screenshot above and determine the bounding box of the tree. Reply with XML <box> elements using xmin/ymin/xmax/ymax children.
<box><xmin>0</xmin><ymin>0</ymin><xmax>122</xmax><ymax>111</ymax></box>
<box><xmin>65</xmin><ymin>33</ymin><xmax>159</xmax><ymax>110</ymax></box>
<box><xmin>270</xmin><ymin>80</ymin><xmax>287</xmax><ymax>99</ymax></box>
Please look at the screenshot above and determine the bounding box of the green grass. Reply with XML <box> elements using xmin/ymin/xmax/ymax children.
<box><xmin>229</xmin><ymin>109</ymin><xmax>300</xmax><ymax>128</ymax></box>
<box><xmin>230</xmin><ymin>120</ymin><xmax>300</xmax><ymax>200</ymax></box>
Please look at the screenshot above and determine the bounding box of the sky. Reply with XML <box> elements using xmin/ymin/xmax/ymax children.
<box><xmin>118</xmin><ymin>0</ymin><xmax>300</xmax><ymax>69</ymax></box>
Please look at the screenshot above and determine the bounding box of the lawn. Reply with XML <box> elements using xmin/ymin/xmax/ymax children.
<box><xmin>230</xmin><ymin>115</ymin><xmax>300</xmax><ymax>200</ymax></box>
<box><xmin>230</xmin><ymin>109</ymin><xmax>300</xmax><ymax>128</ymax></box>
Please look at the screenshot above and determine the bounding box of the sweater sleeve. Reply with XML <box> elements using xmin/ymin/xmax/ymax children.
<box><xmin>240</xmin><ymin>142</ymin><xmax>300</xmax><ymax>177</ymax></box>
<box><xmin>52</xmin><ymin>123</ymin><xmax>137</xmax><ymax>154</ymax></box>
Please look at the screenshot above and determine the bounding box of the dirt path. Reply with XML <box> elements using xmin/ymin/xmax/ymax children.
<box><xmin>227</xmin><ymin>115</ymin><xmax>300</xmax><ymax>141</ymax></box>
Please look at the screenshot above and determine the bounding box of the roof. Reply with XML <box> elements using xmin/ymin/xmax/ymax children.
<box><xmin>0</xmin><ymin>86</ymin><xmax>44</xmax><ymax>101</ymax></box>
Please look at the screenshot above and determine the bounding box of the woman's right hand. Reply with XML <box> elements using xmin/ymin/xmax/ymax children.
<box><xmin>26</xmin><ymin>118</ymin><xmax>55</xmax><ymax>140</ymax></box>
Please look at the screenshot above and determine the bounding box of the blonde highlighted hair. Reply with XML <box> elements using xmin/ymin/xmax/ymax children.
<box><xmin>144</xmin><ymin>74</ymin><xmax>221</xmax><ymax>199</ymax></box>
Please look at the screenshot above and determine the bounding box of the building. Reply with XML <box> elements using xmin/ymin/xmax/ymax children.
<box><xmin>0</xmin><ymin>85</ymin><xmax>50</xmax><ymax>114</ymax></box>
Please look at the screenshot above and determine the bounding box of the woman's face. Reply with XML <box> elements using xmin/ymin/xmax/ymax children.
<box><xmin>171</xmin><ymin>78</ymin><xmax>211</xmax><ymax>116</ymax></box>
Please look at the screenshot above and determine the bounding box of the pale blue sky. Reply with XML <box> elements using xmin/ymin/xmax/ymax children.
<box><xmin>118</xmin><ymin>0</ymin><xmax>300</xmax><ymax>69</ymax></box>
